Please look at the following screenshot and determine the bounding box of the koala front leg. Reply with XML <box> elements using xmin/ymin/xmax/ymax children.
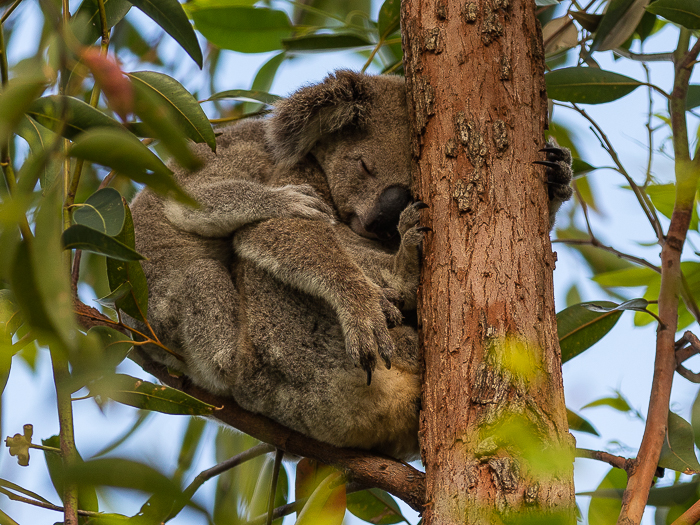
<box><xmin>233</xmin><ymin>218</ymin><xmax>401</xmax><ymax>384</ymax></box>
<box><xmin>164</xmin><ymin>180</ymin><xmax>335</xmax><ymax>237</ymax></box>
<box><xmin>535</xmin><ymin>141</ymin><xmax>574</xmax><ymax>227</ymax></box>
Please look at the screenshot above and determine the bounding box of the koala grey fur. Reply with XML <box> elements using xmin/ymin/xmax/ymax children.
<box><xmin>127</xmin><ymin>70</ymin><xmax>573</xmax><ymax>460</ymax></box>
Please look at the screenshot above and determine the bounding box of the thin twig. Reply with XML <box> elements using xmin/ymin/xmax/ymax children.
<box><xmin>266</xmin><ymin>449</ymin><xmax>284</xmax><ymax>525</ymax></box>
<box><xmin>575</xmin><ymin>448</ymin><xmax>632</xmax><ymax>472</ymax></box>
<box><xmin>612</xmin><ymin>48</ymin><xmax>674</xmax><ymax>62</ymax></box>
<box><xmin>553</xmin><ymin>238</ymin><xmax>660</xmax><ymax>272</ymax></box>
<box><xmin>0</xmin><ymin>487</ymin><xmax>104</xmax><ymax>518</ymax></box>
<box><xmin>671</xmin><ymin>498</ymin><xmax>700</xmax><ymax>525</ymax></box>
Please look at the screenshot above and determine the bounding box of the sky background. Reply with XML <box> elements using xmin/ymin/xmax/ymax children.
<box><xmin>2</xmin><ymin>1</ymin><xmax>700</xmax><ymax>524</ymax></box>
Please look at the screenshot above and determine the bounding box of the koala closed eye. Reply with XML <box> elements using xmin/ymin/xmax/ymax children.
<box><xmin>358</xmin><ymin>158</ymin><xmax>374</xmax><ymax>177</ymax></box>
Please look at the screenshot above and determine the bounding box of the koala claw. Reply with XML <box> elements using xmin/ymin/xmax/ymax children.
<box><xmin>537</xmin><ymin>142</ymin><xmax>574</xmax><ymax>205</ymax></box>
<box><xmin>532</xmin><ymin>160</ymin><xmax>560</xmax><ymax>169</ymax></box>
<box><xmin>273</xmin><ymin>185</ymin><xmax>336</xmax><ymax>222</ymax></box>
<box><xmin>413</xmin><ymin>201</ymin><xmax>429</xmax><ymax>210</ymax></box>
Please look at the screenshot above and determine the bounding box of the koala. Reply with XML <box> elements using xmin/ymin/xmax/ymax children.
<box><xmin>127</xmin><ymin>70</ymin><xmax>573</xmax><ymax>459</ymax></box>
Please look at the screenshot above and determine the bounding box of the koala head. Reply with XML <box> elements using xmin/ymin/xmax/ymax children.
<box><xmin>265</xmin><ymin>70</ymin><xmax>412</xmax><ymax>244</ymax></box>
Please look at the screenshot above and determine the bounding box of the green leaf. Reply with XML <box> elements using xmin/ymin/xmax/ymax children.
<box><xmin>128</xmin><ymin>71</ymin><xmax>216</xmax><ymax>150</ymax></box>
<box><xmin>566</xmin><ymin>408</ymin><xmax>600</xmax><ymax>436</ymax></box>
<box><xmin>691</xmin><ymin>388</ymin><xmax>700</xmax><ymax>450</ymax></box>
<box><xmin>130</xmin><ymin>79</ymin><xmax>203</xmax><ymax>171</ymax></box>
<box><xmin>128</xmin><ymin>0</ymin><xmax>203</xmax><ymax>67</ymax></box>
<box><xmin>646</xmin><ymin>183</ymin><xmax>699</xmax><ymax>231</ymax></box>
<box><xmin>91</xmin><ymin>411</ymin><xmax>151</xmax><ymax>458</ymax></box>
<box><xmin>68</xmin><ymin>127</ymin><xmax>196</xmax><ymax>206</ymax></box>
<box><xmin>206</xmin><ymin>89</ymin><xmax>282</xmax><ymax>105</ymax></box>
<box><xmin>378</xmin><ymin>0</ymin><xmax>401</xmax><ymax>38</ymax></box>
<box><xmin>581</xmin><ymin>298</ymin><xmax>651</xmax><ymax>313</ymax></box>
<box><xmin>590</xmin><ymin>0</ymin><xmax>651</xmax><ymax>52</ymax></box>
<box><xmin>282</xmin><ymin>33</ymin><xmax>371</xmax><ymax>52</ymax></box>
<box><xmin>0</xmin><ymin>476</ymin><xmax>55</xmax><ymax>505</ymax></box>
<box><xmin>42</xmin><ymin>435</ymin><xmax>99</xmax><ymax>512</ymax></box>
<box><xmin>106</xmin><ymin>204</ymin><xmax>149</xmax><ymax>322</ymax></box>
<box><xmin>0</xmin><ymin>290</ymin><xmax>21</xmax><ymax>343</ymax></box>
<box><xmin>175</xmin><ymin>417</ymin><xmax>207</xmax><ymax>481</ymax></box>
<box><xmin>242</xmin><ymin>51</ymin><xmax>286</xmax><ymax>114</ymax></box>
<box><xmin>536</xmin><ymin>0</ymin><xmax>560</xmax><ymax>5</ymax></box>
<box><xmin>647</xmin><ymin>0</ymin><xmax>700</xmax><ymax>29</ymax></box>
<box><xmin>62</xmin><ymin>224</ymin><xmax>145</xmax><ymax>261</ymax></box>
<box><xmin>686</xmin><ymin>85</ymin><xmax>700</xmax><ymax>110</ymax></box>
<box><xmin>248</xmin><ymin>455</ymin><xmax>288</xmax><ymax>523</ymax></box>
<box><xmin>582</xmin><ymin>393</ymin><xmax>632</xmax><ymax>412</ymax></box>
<box><xmin>586</xmin><ymin>467</ymin><xmax>626</xmax><ymax>525</ymax></box>
<box><xmin>0</xmin><ymin>77</ymin><xmax>46</xmax><ymax>145</ymax></box>
<box><xmin>659</xmin><ymin>412</ymin><xmax>700</xmax><ymax>474</ymax></box>
<box><xmin>296</xmin><ymin>471</ymin><xmax>346</xmax><ymax>525</ymax></box>
<box><xmin>347</xmin><ymin>488</ymin><xmax>407</xmax><ymax>525</ymax></box>
<box><xmin>571</xmin><ymin>11</ymin><xmax>602</xmax><ymax>32</ymax></box>
<box><xmin>72</xmin><ymin>0</ymin><xmax>132</xmax><ymax>46</ymax></box>
<box><xmin>571</xmin><ymin>158</ymin><xmax>597</xmax><ymax>175</ymax></box>
<box><xmin>73</xmin><ymin>187</ymin><xmax>126</xmax><ymax>236</ymax></box>
<box><xmin>87</xmin><ymin>326</ymin><xmax>134</xmax><ymax>369</ymax></box>
<box><xmin>647</xmin><ymin>480</ymin><xmax>700</xmax><ymax>506</ymax></box>
<box><xmin>15</xmin><ymin>115</ymin><xmax>62</xmax><ymax>188</ymax></box>
<box><xmin>557</xmin><ymin>302</ymin><xmax>623</xmax><ymax>362</ymax></box>
<box><xmin>27</xmin><ymin>95</ymin><xmax>123</xmax><ymax>139</ymax></box>
<box><xmin>189</xmin><ymin>3</ymin><xmax>293</xmax><ymax>53</ymax></box>
<box><xmin>89</xmin><ymin>374</ymin><xmax>217</xmax><ymax>415</ymax></box>
<box><xmin>593</xmin><ymin>266</ymin><xmax>659</xmax><ymax>287</ymax></box>
<box><xmin>545</xmin><ymin>67</ymin><xmax>642</xmax><ymax>104</ymax></box>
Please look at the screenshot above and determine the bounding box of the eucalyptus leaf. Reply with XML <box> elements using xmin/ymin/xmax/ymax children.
<box><xmin>545</xmin><ymin>67</ymin><xmax>642</xmax><ymax>104</ymax></box>
<box><xmin>128</xmin><ymin>71</ymin><xmax>216</xmax><ymax>151</ymax></box>
<box><xmin>590</xmin><ymin>0</ymin><xmax>650</xmax><ymax>52</ymax></box>
<box><xmin>89</xmin><ymin>374</ymin><xmax>217</xmax><ymax>415</ymax></box>
<box><xmin>206</xmin><ymin>89</ymin><xmax>281</xmax><ymax>105</ymax></box>
<box><xmin>73</xmin><ymin>187</ymin><xmax>125</xmax><ymax>236</ymax></box>
<box><xmin>189</xmin><ymin>4</ymin><xmax>293</xmax><ymax>53</ymax></box>
<box><xmin>566</xmin><ymin>408</ymin><xmax>600</xmax><ymax>436</ymax></box>
<box><xmin>62</xmin><ymin>224</ymin><xmax>145</xmax><ymax>261</ymax></box>
<box><xmin>659</xmin><ymin>412</ymin><xmax>700</xmax><ymax>474</ymax></box>
<box><xmin>586</xmin><ymin>467</ymin><xmax>626</xmax><ymax>525</ymax></box>
<box><xmin>0</xmin><ymin>78</ymin><xmax>46</xmax><ymax>145</ymax></box>
<box><xmin>296</xmin><ymin>471</ymin><xmax>346</xmax><ymax>525</ymax></box>
<box><xmin>378</xmin><ymin>0</ymin><xmax>401</xmax><ymax>38</ymax></box>
<box><xmin>282</xmin><ymin>33</ymin><xmax>372</xmax><ymax>52</ymax></box>
<box><xmin>647</xmin><ymin>0</ymin><xmax>700</xmax><ymax>29</ymax></box>
<box><xmin>582</xmin><ymin>393</ymin><xmax>632</xmax><ymax>412</ymax></box>
<box><xmin>128</xmin><ymin>0</ymin><xmax>203</xmax><ymax>67</ymax></box>
<box><xmin>581</xmin><ymin>298</ymin><xmax>650</xmax><ymax>313</ymax></box>
<box><xmin>557</xmin><ymin>301</ymin><xmax>622</xmax><ymax>362</ymax></box>
<box><xmin>27</xmin><ymin>95</ymin><xmax>123</xmax><ymax>139</ymax></box>
<box><xmin>72</xmin><ymin>0</ymin><xmax>132</xmax><ymax>46</ymax></box>
<box><xmin>347</xmin><ymin>488</ymin><xmax>406</xmax><ymax>525</ymax></box>
<box><xmin>68</xmin><ymin>127</ymin><xmax>196</xmax><ymax>206</ymax></box>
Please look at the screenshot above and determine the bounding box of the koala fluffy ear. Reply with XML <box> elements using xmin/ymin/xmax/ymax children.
<box><xmin>265</xmin><ymin>70</ymin><xmax>372</xmax><ymax>168</ymax></box>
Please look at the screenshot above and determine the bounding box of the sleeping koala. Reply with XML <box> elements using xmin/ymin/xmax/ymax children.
<box><xmin>128</xmin><ymin>70</ymin><xmax>572</xmax><ymax>459</ymax></box>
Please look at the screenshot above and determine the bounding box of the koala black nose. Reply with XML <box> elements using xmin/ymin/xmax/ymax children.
<box><xmin>365</xmin><ymin>186</ymin><xmax>412</xmax><ymax>241</ymax></box>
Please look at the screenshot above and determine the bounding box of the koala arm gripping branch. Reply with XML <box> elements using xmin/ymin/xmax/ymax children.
<box><xmin>163</xmin><ymin>179</ymin><xmax>336</xmax><ymax>238</ymax></box>
<box><xmin>232</xmin><ymin>217</ymin><xmax>401</xmax><ymax>383</ymax></box>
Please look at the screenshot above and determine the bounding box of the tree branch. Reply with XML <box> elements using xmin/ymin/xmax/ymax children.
<box><xmin>671</xmin><ymin>498</ymin><xmax>700</xmax><ymax>525</ymax></box>
<box><xmin>575</xmin><ymin>448</ymin><xmax>633</xmax><ymax>472</ymax></box>
<box><xmin>73</xmin><ymin>299</ymin><xmax>426</xmax><ymax>512</ymax></box>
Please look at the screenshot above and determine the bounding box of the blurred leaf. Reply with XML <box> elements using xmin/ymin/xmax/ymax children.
<box><xmin>0</xmin><ymin>477</ymin><xmax>55</xmax><ymax>505</ymax></box>
<box><xmin>208</xmin><ymin>89</ymin><xmax>281</xmax><ymax>105</ymax></box>
<box><xmin>0</xmin><ymin>290</ymin><xmax>21</xmax><ymax>342</ymax></box>
<box><xmin>571</xmin><ymin>11</ymin><xmax>602</xmax><ymax>32</ymax></box>
<box><xmin>62</xmin><ymin>224</ymin><xmax>144</xmax><ymax>261</ymax></box>
<box><xmin>0</xmin><ymin>509</ymin><xmax>18</xmax><ymax>525</ymax></box>
<box><xmin>242</xmin><ymin>52</ymin><xmax>286</xmax><ymax>114</ymax></box>
<box><xmin>91</xmin><ymin>411</ymin><xmax>151</xmax><ymax>458</ymax></box>
<box><xmin>545</xmin><ymin>67</ymin><xmax>642</xmax><ymax>104</ymax></box>
<box><xmin>27</xmin><ymin>96</ymin><xmax>123</xmax><ymax>139</ymax></box>
<box><xmin>347</xmin><ymin>488</ymin><xmax>407</xmax><ymax>525</ymax></box>
<box><xmin>68</xmin><ymin>127</ymin><xmax>196</xmax><ymax>206</ymax></box>
<box><xmin>128</xmin><ymin>0</ymin><xmax>203</xmax><ymax>67</ymax></box>
<box><xmin>189</xmin><ymin>3</ymin><xmax>293</xmax><ymax>53</ymax></box>
<box><xmin>593</xmin><ymin>266</ymin><xmax>658</xmax><ymax>287</ymax></box>
<box><xmin>572</xmin><ymin>158</ymin><xmax>597</xmax><ymax>176</ymax></box>
<box><xmin>174</xmin><ymin>418</ymin><xmax>207</xmax><ymax>483</ymax></box>
<box><xmin>636</xmin><ymin>11</ymin><xmax>657</xmax><ymax>41</ymax></box>
<box><xmin>647</xmin><ymin>0</ymin><xmax>700</xmax><ymax>29</ymax></box>
<box><xmin>0</xmin><ymin>77</ymin><xmax>46</xmax><ymax>145</ymax></box>
<box><xmin>42</xmin><ymin>435</ymin><xmax>99</xmax><ymax>513</ymax></box>
<box><xmin>686</xmin><ymin>85</ymin><xmax>700</xmax><ymax>110</ymax></box>
<box><xmin>128</xmin><ymin>71</ymin><xmax>216</xmax><ymax>151</ymax></box>
<box><xmin>536</xmin><ymin>0</ymin><xmax>560</xmax><ymax>5</ymax></box>
<box><xmin>248</xmin><ymin>455</ymin><xmax>288</xmax><ymax>523</ymax></box>
<box><xmin>95</xmin><ymin>281</ymin><xmax>134</xmax><ymax>309</ymax></box>
<box><xmin>10</xmin><ymin>187</ymin><xmax>76</xmax><ymax>348</ymax></box>
<box><xmin>86</xmin><ymin>326</ymin><xmax>134</xmax><ymax>369</ymax></box>
<box><xmin>73</xmin><ymin>187</ymin><xmax>125</xmax><ymax>236</ymax></box>
<box><xmin>543</xmin><ymin>17</ymin><xmax>579</xmax><ymax>55</ymax></box>
<box><xmin>692</xmin><ymin>388</ymin><xmax>700</xmax><ymax>450</ymax></box>
<box><xmin>647</xmin><ymin>183</ymin><xmax>698</xmax><ymax>231</ymax></box>
<box><xmin>89</xmin><ymin>374</ymin><xmax>217</xmax><ymax>415</ymax></box>
<box><xmin>565</xmin><ymin>284</ymin><xmax>581</xmax><ymax>307</ymax></box>
<box><xmin>296</xmin><ymin>470</ymin><xmax>346</xmax><ymax>525</ymax></box>
<box><xmin>15</xmin><ymin>115</ymin><xmax>62</xmax><ymax>188</ymax></box>
<box><xmin>130</xmin><ymin>79</ymin><xmax>202</xmax><ymax>171</ymax></box>
<box><xmin>5</xmin><ymin>424</ymin><xmax>32</xmax><ymax>466</ymax></box>
<box><xmin>587</xmin><ymin>467</ymin><xmax>627</xmax><ymax>525</ymax></box>
<box><xmin>566</xmin><ymin>408</ymin><xmax>600</xmax><ymax>436</ymax></box>
<box><xmin>106</xmin><ymin>204</ymin><xmax>149</xmax><ymax>322</ymax></box>
<box><xmin>557</xmin><ymin>301</ymin><xmax>622</xmax><ymax>362</ymax></box>
<box><xmin>659</xmin><ymin>412</ymin><xmax>700</xmax><ymax>474</ymax></box>
<box><xmin>72</xmin><ymin>0</ymin><xmax>132</xmax><ymax>46</ymax></box>
<box><xmin>282</xmin><ymin>33</ymin><xmax>371</xmax><ymax>52</ymax></box>
<box><xmin>647</xmin><ymin>479</ymin><xmax>700</xmax><ymax>506</ymax></box>
<box><xmin>590</xmin><ymin>0</ymin><xmax>651</xmax><ymax>52</ymax></box>
<box><xmin>378</xmin><ymin>0</ymin><xmax>400</xmax><ymax>38</ymax></box>
<box><xmin>582</xmin><ymin>393</ymin><xmax>632</xmax><ymax>412</ymax></box>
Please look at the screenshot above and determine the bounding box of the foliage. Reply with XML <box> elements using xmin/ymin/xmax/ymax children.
<box><xmin>0</xmin><ymin>0</ymin><xmax>698</xmax><ymax>523</ymax></box>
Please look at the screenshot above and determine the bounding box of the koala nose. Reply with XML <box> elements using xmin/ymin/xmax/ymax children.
<box><xmin>364</xmin><ymin>186</ymin><xmax>412</xmax><ymax>241</ymax></box>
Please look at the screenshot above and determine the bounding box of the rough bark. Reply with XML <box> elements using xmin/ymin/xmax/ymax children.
<box><xmin>400</xmin><ymin>0</ymin><xmax>575</xmax><ymax>523</ymax></box>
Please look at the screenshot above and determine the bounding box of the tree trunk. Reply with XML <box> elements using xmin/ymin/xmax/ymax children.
<box><xmin>400</xmin><ymin>0</ymin><xmax>576</xmax><ymax>523</ymax></box>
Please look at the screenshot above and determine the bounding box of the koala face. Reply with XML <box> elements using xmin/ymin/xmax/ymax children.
<box><xmin>265</xmin><ymin>71</ymin><xmax>412</xmax><ymax>244</ymax></box>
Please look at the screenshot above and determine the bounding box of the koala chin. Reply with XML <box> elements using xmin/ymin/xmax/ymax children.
<box><xmin>126</xmin><ymin>70</ymin><xmax>572</xmax><ymax>460</ymax></box>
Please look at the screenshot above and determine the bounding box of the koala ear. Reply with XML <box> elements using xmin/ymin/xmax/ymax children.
<box><xmin>265</xmin><ymin>70</ymin><xmax>372</xmax><ymax>168</ymax></box>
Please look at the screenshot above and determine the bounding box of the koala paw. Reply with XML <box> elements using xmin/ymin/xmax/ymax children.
<box><xmin>343</xmin><ymin>291</ymin><xmax>397</xmax><ymax>385</ymax></box>
<box><xmin>398</xmin><ymin>201</ymin><xmax>429</xmax><ymax>247</ymax></box>
<box><xmin>273</xmin><ymin>185</ymin><xmax>336</xmax><ymax>222</ymax></box>
<box><xmin>535</xmin><ymin>142</ymin><xmax>574</xmax><ymax>205</ymax></box>
<box><xmin>380</xmin><ymin>287</ymin><xmax>404</xmax><ymax>326</ymax></box>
